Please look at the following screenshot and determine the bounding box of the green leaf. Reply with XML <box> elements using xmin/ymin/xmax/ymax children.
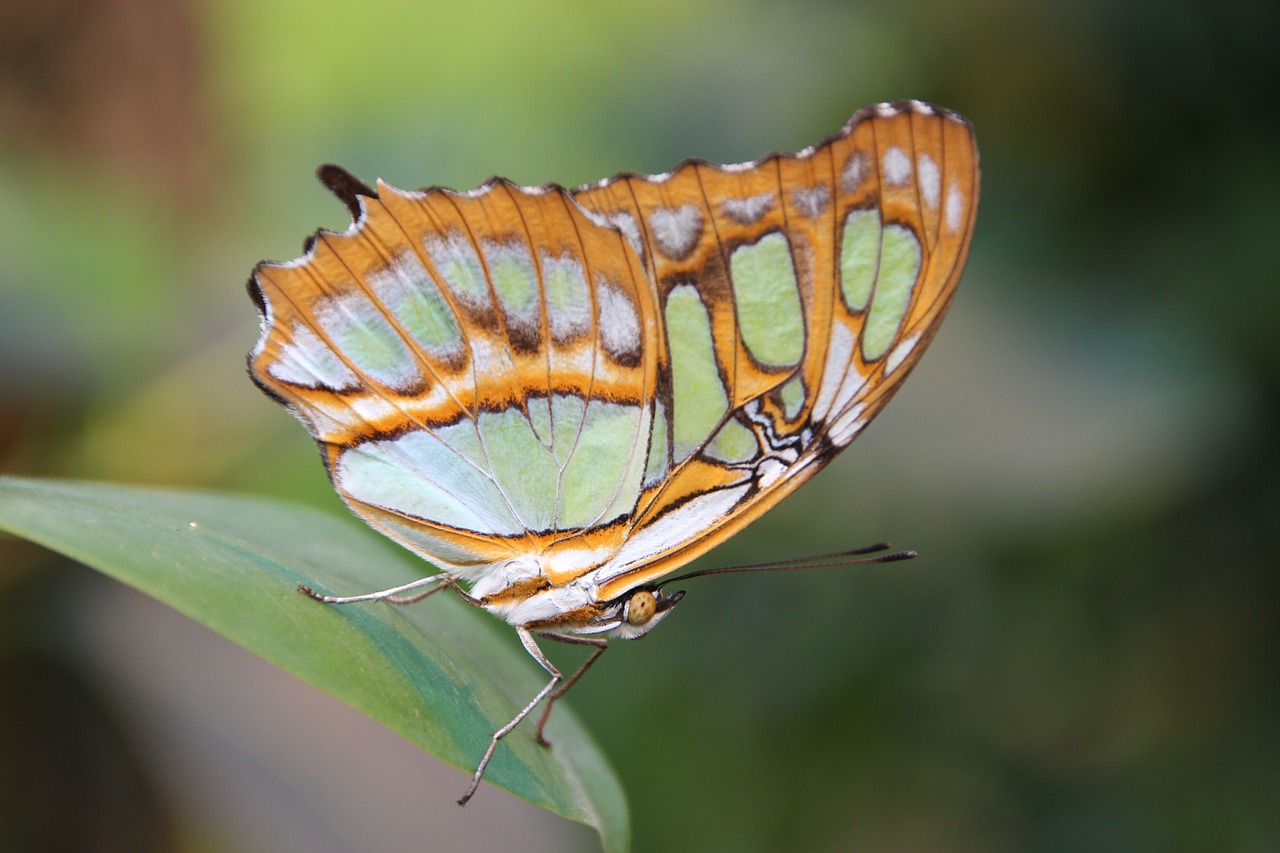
<box><xmin>0</xmin><ymin>475</ymin><xmax>629</xmax><ymax>853</ymax></box>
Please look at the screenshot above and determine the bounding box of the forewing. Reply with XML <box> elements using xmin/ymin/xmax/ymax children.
<box><xmin>569</xmin><ymin>100</ymin><xmax>980</xmax><ymax>599</ymax></box>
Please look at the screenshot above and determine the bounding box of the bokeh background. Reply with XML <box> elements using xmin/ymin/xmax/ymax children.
<box><xmin>2</xmin><ymin>1</ymin><xmax>1277</xmax><ymax>851</ymax></box>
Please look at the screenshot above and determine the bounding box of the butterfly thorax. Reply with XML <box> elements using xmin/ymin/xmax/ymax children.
<box><xmin>465</xmin><ymin>553</ymin><xmax>681</xmax><ymax>639</ymax></box>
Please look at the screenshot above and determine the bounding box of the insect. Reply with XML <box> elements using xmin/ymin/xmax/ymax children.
<box><xmin>247</xmin><ymin>99</ymin><xmax>978</xmax><ymax>804</ymax></box>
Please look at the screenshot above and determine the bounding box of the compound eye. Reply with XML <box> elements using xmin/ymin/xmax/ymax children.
<box><xmin>625</xmin><ymin>590</ymin><xmax>657</xmax><ymax>626</ymax></box>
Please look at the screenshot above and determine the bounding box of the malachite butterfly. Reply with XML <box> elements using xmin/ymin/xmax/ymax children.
<box><xmin>247</xmin><ymin>99</ymin><xmax>979</xmax><ymax>804</ymax></box>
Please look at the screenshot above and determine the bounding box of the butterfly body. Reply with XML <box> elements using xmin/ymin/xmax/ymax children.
<box><xmin>248</xmin><ymin>99</ymin><xmax>978</xmax><ymax>802</ymax></box>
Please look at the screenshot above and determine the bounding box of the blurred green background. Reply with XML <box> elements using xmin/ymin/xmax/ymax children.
<box><xmin>2</xmin><ymin>1</ymin><xmax>1277</xmax><ymax>851</ymax></box>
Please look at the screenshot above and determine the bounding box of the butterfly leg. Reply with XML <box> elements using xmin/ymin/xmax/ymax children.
<box><xmin>298</xmin><ymin>573</ymin><xmax>453</xmax><ymax>605</ymax></box>
<box><xmin>458</xmin><ymin>627</ymin><xmax>567</xmax><ymax>806</ymax></box>
<box><xmin>533</xmin><ymin>634</ymin><xmax>609</xmax><ymax>748</ymax></box>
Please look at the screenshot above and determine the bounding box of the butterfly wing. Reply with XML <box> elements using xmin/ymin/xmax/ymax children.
<box><xmin>568</xmin><ymin>100</ymin><xmax>979</xmax><ymax>600</ymax></box>
<box><xmin>248</xmin><ymin>100</ymin><xmax>977</xmax><ymax>601</ymax></box>
<box><xmin>249</xmin><ymin>178</ymin><xmax>664</xmax><ymax>578</ymax></box>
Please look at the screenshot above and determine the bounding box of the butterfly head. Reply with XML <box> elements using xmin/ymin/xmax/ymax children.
<box><xmin>597</xmin><ymin>586</ymin><xmax>685</xmax><ymax>640</ymax></box>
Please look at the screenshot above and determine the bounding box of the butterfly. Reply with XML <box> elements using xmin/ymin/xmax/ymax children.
<box><xmin>247</xmin><ymin>99</ymin><xmax>979</xmax><ymax>804</ymax></box>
